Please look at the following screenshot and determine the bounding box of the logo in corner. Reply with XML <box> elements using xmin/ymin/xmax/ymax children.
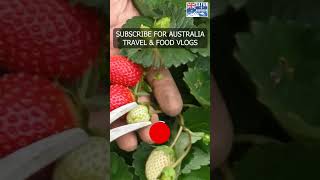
<box><xmin>186</xmin><ymin>2</ymin><xmax>209</xmax><ymax>17</ymax></box>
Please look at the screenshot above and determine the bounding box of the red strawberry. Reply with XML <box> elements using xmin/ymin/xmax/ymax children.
<box><xmin>110</xmin><ymin>84</ymin><xmax>135</xmax><ymax>111</ymax></box>
<box><xmin>0</xmin><ymin>73</ymin><xmax>77</xmax><ymax>158</ymax></box>
<box><xmin>0</xmin><ymin>0</ymin><xmax>101</xmax><ymax>80</ymax></box>
<box><xmin>110</xmin><ymin>55</ymin><xmax>143</xmax><ymax>87</ymax></box>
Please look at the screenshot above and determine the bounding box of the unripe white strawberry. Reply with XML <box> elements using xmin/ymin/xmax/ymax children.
<box><xmin>53</xmin><ymin>137</ymin><xmax>108</xmax><ymax>180</ymax></box>
<box><xmin>127</xmin><ymin>105</ymin><xmax>151</xmax><ymax>124</ymax></box>
<box><xmin>145</xmin><ymin>146</ymin><xmax>176</xmax><ymax>180</ymax></box>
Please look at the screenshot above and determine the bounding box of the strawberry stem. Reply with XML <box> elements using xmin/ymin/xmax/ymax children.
<box><xmin>183</xmin><ymin>104</ymin><xmax>200</xmax><ymax>108</ymax></box>
<box><xmin>133</xmin><ymin>77</ymin><xmax>144</xmax><ymax>97</ymax></box>
<box><xmin>169</xmin><ymin>114</ymin><xmax>184</xmax><ymax>148</ymax></box>
<box><xmin>171</xmin><ymin>127</ymin><xmax>192</xmax><ymax>168</ymax></box>
<box><xmin>170</xmin><ymin>126</ymin><xmax>183</xmax><ymax>148</ymax></box>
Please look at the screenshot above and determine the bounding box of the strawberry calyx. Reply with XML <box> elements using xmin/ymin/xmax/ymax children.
<box><xmin>159</xmin><ymin>167</ymin><xmax>176</xmax><ymax>180</ymax></box>
<box><xmin>56</xmin><ymin>65</ymin><xmax>106</xmax><ymax>136</ymax></box>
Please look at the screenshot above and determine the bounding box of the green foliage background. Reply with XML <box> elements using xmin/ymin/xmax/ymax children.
<box><xmin>109</xmin><ymin>0</ymin><xmax>211</xmax><ymax>179</ymax></box>
<box><xmin>213</xmin><ymin>0</ymin><xmax>320</xmax><ymax>179</ymax></box>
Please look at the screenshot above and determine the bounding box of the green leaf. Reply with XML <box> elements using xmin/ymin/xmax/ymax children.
<box><xmin>111</xmin><ymin>152</ymin><xmax>133</xmax><ymax>180</ymax></box>
<box><xmin>133</xmin><ymin>0</ymin><xmax>205</xmax><ymax>20</ymax></box>
<box><xmin>236</xmin><ymin>19</ymin><xmax>320</xmax><ymax>140</ymax></box>
<box><xmin>122</xmin><ymin>16</ymin><xmax>154</xmax><ymax>29</ymax></box>
<box><xmin>174</xmin><ymin>132</ymin><xmax>190</xmax><ymax>158</ymax></box>
<box><xmin>187</xmin><ymin>55</ymin><xmax>210</xmax><ymax>72</ymax></box>
<box><xmin>173</xmin><ymin>131</ymin><xmax>208</xmax><ymax>176</ymax></box>
<box><xmin>120</xmin><ymin>4</ymin><xmax>197</xmax><ymax>68</ymax></box>
<box><xmin>173</xmin><ymin>132</ymin><xmax>190</xmax><ymax>177</ymax></box>
<box><xmin>132</xmin><ymin>143</ymin><xmax>154</xmax><ymax>180</ymax></box>
<box><xmin>234</xmin><ymin>143</ymin><xmax>320</xmax><ymax>180</ymax></box>
<box><xmin>184</xmin><ymin>68</ymin><xmax>210</xmax><ymax>106</ymax></box>
<box><xmin>189</xmin><ymin>23</ymin><xmax>210</xmax><ymax>57</ymax></box>
<box><xmin>181</xmin><ymin>147</ymin><xmax>210</xmax><ymax>174</ymax></box>
<box><xmin>246</xmin><ymin>0</ymin><xmax>320</xmax><ymax>27</ymax></box>
<box><xmin>213</xmin><ymin>0</ymin><xmax>229</xmax><ymax>17</ymax></box>
<box><xmin>214</xmin><ymin>0</ymin><xmax>247</xmax><ymax>17</ymax></box>
<box><xmin>229</xmin><ymin>0</ymin><xmax>247</xmax><ymax>9</ymax></box>
<box><xmin>179</xmin><ymin>166</ymin><xmax>210</xmax><ymax>180</ymax></box>
<box><xmin>132</xmin><ymin>0</ymin><xmax>162</xmax><ymax>17</ymax></box>
<box><xmin>183</xmin><ymin>107</ymin><xmax>210</xmax><ymax>134</ymax></box>
<box><xmin>123</xmin><ymin>48</ymin><xmax>197</xmax><ymax>68</ymax></box>
<box><xmin>190</xmin><ymin>132</ymin><xmax>205</xmax><ymax>144</ymax></box>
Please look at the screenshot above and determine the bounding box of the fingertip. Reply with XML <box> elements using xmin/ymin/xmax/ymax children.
<box><xmin>138</xmin><ymin>113</ymin><xmax>159</xmax><ymax>144</ymax></box>
<box><xmin>150</xmin><ymin>113</ymin><xmax>159</xmax><ymax>123</ymax></box>
<box><xmin>138</xmin><ymin>126</ymin><xmax>153</xmax><ymax>144</ymax></box>
<box><xmin>111</xmin><ymin>118</ymin><xmax>138</xmax><ymax>152</ymax></box>
<box><xmin>116</xmin><ymin>133</ymin><xmax>138</xmax><ymax>152</ymax></box>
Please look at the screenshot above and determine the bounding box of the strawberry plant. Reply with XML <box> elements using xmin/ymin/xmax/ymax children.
<box><xmin>110</xmin><ymin>0</ymin><xmax>211</xmax><ymax>180</ymax></box>
<box><xmin>213</xmin><ymin>0</ymin><xmax>320</xmax><ymax>179</ymax></box>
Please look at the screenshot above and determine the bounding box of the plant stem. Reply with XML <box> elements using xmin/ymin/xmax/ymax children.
<box><xmin>170</xmin><ymin>114</ymin><xmax>184</xmax><ymax>148</ymax></box>
<box><xmin>178</xmin><ymin>114</ymin><xmax>185</xmax><ymax>126</ymax></box>
<box><xmin>133</xmin><ymin>79</ymin><xmax>140</xmax><ymax>96</ymax></box>
<box><xmin>183</xmin><ymin>104</ymin><xmax>199</xmax><ymax>108</ymax></box>
<box><xmin>171</xmin><ymin>127</ymin><xmax>192</xmax><ymax>168</ymax></box>
<box><xmin>170</xmin><ymin>126</ymin><xmax>183</xmax><ymax>148</ymax></box>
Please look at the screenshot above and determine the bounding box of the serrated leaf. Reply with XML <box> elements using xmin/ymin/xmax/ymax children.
<box><xmin>236</xmin><ymin>19</ymin><xmax>320</xmax><ymax>140</ymax></box>
<box><xmin>173</xmin><ymin>131</ymin><xmax>209</xmax><ymax>177</ymax></box>
<box><xmin>133</xmin><ymin>0</ymin><xmax>203</xmax><ymax>20</ymax></box>
<box><xmin>132</xmin><ymin>0</ymin><xmax>161</xmax><ymax>17</ymax></box>
<box><xmin>166</xmin><ymin>4</ymin><xmax>194</xmax><ymax>29</ymax></box>
<box><xmin>190</xmin><ymin>23</ymin><xmax>210</xmax><ymax>57</ymax></box>
<box><xmin>181</xmin><ymin>147</ymin><xmax>210</xmax><ymax>174</ymax></box>
<box><xmin>234</xmin><ymin>143</ymin><xmax>320</xmax><ymax>180</ymax></box>
<box><xmin>191</xmin><ymin>132</ymin><xmax>205</xmax><ymax>144</ymax></box>
<box><xmin>184</xmin><ymin>68</ymin><xmax>210</xmax><ymax>106</ymax></box>
<box><xmin>187</xmin><ymin>56</ymin><xmax>210</xmax><ymax>72</ymax></box>
<box><xmin>123</xmin><ymin>48</ymin><xmax>197</xmax><ymax>68</ymax></box>
<box><xmin>111</xmin><ymin>152</ymin><xmax>133</xmax><ymax>180</ymax></box>
<box><xmin>183</xmin><ymin>107</ymin><xmax>210</xmax><ymax>134</ymax></box>
<box><xmin>120</xmin><ymin>4</ymin><xmax>197</xmax><ymax>68</ymax></box>
<box><xmin>132</xmin><ymin>143</ymin><xmax>154</xmax><ymax>180</ymax></box>
<box><xmin>122</xmin><ymin>16</ymin><xmax>154</xmax><ymax>29</ymax></box>
<box><xmin>179</xmin><ymin>166</ymin><xmax>210</xmax><ymax>180</ymax></box>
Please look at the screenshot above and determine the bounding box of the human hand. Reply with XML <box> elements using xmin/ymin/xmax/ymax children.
<box><xmin>110</xmin><ymin>0</ymin><xmax>160</xmax><ymax>152</ymax></box>
<box><xmin>110</xmin><ymin>0</ymin><xmax>139</xmax><ymax>56</ymax></box>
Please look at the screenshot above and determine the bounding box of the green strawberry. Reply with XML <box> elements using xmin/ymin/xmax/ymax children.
<box><xmin>159</xmin><ymin>167</ymin><xmax>176</xmax><ymax>180</ymax></box>
<box><xmin>53</xmin><ymin>137</ymin><xmax>108</xmax><ymax>180</ymax></box>
<box><xmin>126</xmin><ymin>105</ymin><xmax>151</xmax><ymax>124</ymax></box>
<box><xmin>145</xmin><ymin>146</ymin><xmax>176</xmax><ymax>180</ymax></box>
